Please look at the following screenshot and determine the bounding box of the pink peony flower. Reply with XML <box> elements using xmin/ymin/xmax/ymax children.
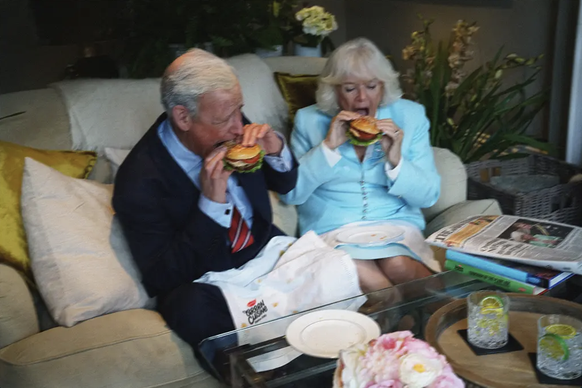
<box><xmin>428</xmin><ymin>364</ymin><xmax>464</xmax><ymax>388</ymax></box>
<box><xmin>333</xmin><ymin>331</ymin><xmax>464</xmax><ymax>388</ymax></box>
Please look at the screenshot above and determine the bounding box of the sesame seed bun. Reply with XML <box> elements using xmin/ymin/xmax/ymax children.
<box><xmin>225</xmin><ymin>144</ymin><xmax>262</xmax><ymax>160</ymax></box>
<box><xmin>223</xmin><ymin>143</ymin><xmax>264</xmax><ymax>173</ymax></box>
<box><xmin>347</xmin><ymin>116</ymin><xmax>382</xmax><ymax>146</ymax></box>
<box><xmin>350</xmin><ymin>116</ymin><xmax>380</xmax><ymax>135</ymax></box>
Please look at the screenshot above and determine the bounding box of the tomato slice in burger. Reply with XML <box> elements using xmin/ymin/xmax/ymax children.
<box><xmin>356</xmin><ymin>131</ymin><xmax>378</xmax><ymax>140</ymax></box>
<box><xmin>243</xmin><ymin>154</ymin><xmax>261</xmax><ymax>164</ymax></box>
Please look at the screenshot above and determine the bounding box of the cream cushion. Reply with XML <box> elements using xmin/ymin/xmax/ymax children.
<box><xmin>226</xmin><ymin>54</ymin><xmax>289</xmax><ymax>137</ymax></box>
<box><xmin>0</xmin><ymin>89</ymin><xmax>72</xmax><ymax>151</ymax></box>
<box><xmin>0</xmin><ymin>309</ymin><xmax>223</xmax><ymax>388</ymax></box>
<box><xmin>422</xmin><ymin>147</ymin><xmax>468</xmax><ymax>222</ymax></box>
<box><xmin>104</xmin><ymin>147</ymin><xmax>131</xmax><ymax>178</ymax></box>
<box><xmin>20</xmin><ymin>158</ymin><xmax>151</xmax><ymax>327</ymax></box>
<box><xmin>51</xmin><ymin>79</ymin><xmax>161</xmax><ymax>152</ymax></box>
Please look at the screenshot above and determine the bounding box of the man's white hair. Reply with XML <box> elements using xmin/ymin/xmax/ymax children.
<box><xmin>316</xmin><ymin>37</ymin><xmax>402</xmax><ymax>115</ymax></box>
<box><xmin>161</xmin><ymin>48</ymin><xmax>238</xmax><ymax>117</ymax></box>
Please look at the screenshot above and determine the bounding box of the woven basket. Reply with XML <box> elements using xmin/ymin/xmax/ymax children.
<box><xmin>466</xmin><ymin>154</ymin><xmax>582</xmax><ymax>226</ymax></box>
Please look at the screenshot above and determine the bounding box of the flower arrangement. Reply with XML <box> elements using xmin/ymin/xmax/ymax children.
<box><xmin>293</xmin><ymin>5</ymin><xmax>338</xmax><ymax>48</ymax></box>
<box><xmin>401</xmin><ymin>17</ymin><xmax>551</xmax><ymax>163</ymax></box>
<box><xmin>333</xmin><ymin>331</ymin><xmax>464</xmax><ymax>388</ymax></box>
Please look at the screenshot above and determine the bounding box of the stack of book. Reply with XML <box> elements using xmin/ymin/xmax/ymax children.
<box><xmin>445</xmin><ymin>250</ymin><xmax>574</xmax><ymax>295</ymax></box>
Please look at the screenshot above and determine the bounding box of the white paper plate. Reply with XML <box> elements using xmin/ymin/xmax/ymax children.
<box><xmin>336</xmin><ymin>225</ymin><xmax>404</xmax><ymax>247</ymax></box>
<box><xmin>285</xmin><ymin>310</ymin><xmax>381</xmax><ymax>358</ymax></box>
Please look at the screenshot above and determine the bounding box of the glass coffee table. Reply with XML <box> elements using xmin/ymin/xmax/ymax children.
<box><xmin>199</xmin><ymin>271</ymin><xmax>576</xmax><ymax>388</ymax></box>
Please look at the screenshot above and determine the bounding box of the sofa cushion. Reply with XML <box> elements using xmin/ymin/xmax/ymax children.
<box><xmin>51</xmin><ymin>78</ymin><xmax>162</xmax><ymax>152</ymax></box>
<box><xmin>274</xmin><ymin>72</ymin><xmax>319</xmax><ymax>128</ymax></box>
<box><xmin>226</xmin><ymin>54</ymin><xmax>290</xmax><ymax>138</ymax></box>
<box><xmin>0</xmin><ymin>309</ymin><xmax>223</xmax><ymax>388</ymax></box>
<box><xmin>0</xmin><ymin>89</ymin><xmax>72</xmax><ymax>151</ymax></box>
<box><xmin>0</xmin><ymin>140</ymin><xmax>96</xmax><ymax>286</ymax></box>
<box><xmin>104</xmin><ymin>146</ymin><xmax>131</xmax><ymax>178</ymax></box>
<box><xmin>21</xmin><ymin>158</ymin><xmax>151</xmax><ymax>327</ymax></box>
<box><xmin>264</xmin><ymin>56</ymin><xmax>327</xmax><ymax>76</ymax></box>
<box><xmin>422</xmin><ymin>147</ymin><xmax>468</xmax><ymax>222</ymax></box>
<box><xmin>0</xmin><ymin>264</ymin><xmax>39</xmax><ymax>348</ymax></box>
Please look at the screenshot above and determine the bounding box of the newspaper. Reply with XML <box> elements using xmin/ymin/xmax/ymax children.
<box><xmin>426</xmin><ymin>215</ymin><xmax>582</xmax><ymax>274</ymax></box>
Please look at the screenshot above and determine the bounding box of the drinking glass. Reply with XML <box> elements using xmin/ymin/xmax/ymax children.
<box><xmin>467</xmin><ymin>291</ymin><xmax>509</xmax><ymax>349</ymax></box>
<box><xmin>537</xmin><ymin>314</ymin><xmax>582</xmax><ymax>380</ymax></box>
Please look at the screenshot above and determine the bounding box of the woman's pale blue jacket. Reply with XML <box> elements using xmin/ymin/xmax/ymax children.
<box><xmin>280</xmin><ymin>100</ymin><xmax>441</xmax><ymax>235</ymax></box>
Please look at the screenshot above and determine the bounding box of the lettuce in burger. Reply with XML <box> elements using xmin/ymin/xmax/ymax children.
<box><xmin>347</xmin><ymin>116</ymin><xmax>382</xmax><ymax>146</ymax></box>
<box><xmin>223</xmin><ymin>143</ymin><xmax>265</xmax><ymax>173</ymax></box>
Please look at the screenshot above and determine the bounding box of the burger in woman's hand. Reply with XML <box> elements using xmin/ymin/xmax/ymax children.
<box><xmin>347</xmin><ymin>116</ymin><xmax>382</xmax><ymax>146</ymax></box>
<box><xmin>223</xmin><ymin>143</ymin><xmax>265</xmax><ymax>173</ymax></box>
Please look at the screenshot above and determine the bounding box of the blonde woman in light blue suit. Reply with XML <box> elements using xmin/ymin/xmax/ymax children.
<box><xmin>280</xmin><ymin>38</ymin><xmax>442</xmax><ymax>293</ymax></box>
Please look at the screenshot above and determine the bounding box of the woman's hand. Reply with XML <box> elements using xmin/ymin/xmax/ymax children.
<box><xmin>324</xmin><ymin>110</ymin><xmax>361</xmax><ymax>150</ymax></box>
<box><xmin>377</xmin><ymin>119</ymin><xmax>403</xmax><ymax>166</ymax></box>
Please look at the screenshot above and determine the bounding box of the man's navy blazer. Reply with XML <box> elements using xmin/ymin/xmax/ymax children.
<box><xmin>112</xmin><ymin>114</ymin><xmax>298</xmax><ymax>298</ymax></box>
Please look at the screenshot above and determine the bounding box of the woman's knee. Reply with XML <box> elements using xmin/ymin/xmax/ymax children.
<box><xmin>354</xmin><ymin>259</ymin><xmax>393</xmax><ymax>293</ymax></box>
<box><xmin>379</xmin><ymin>255</ymin><xmax>431</xmax><ymax>284</ymax></box>
<box><xmin>381</xmin><ymin>255</ymin><xmax>414</xmax><ymax>271</ymax></box>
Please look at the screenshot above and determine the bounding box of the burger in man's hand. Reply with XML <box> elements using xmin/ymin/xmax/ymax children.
<box><xmin>223</xmin><ymin>143</ymin><xmax>265</xmax><ymax>173</ymax></box>
<box><xmin>347</xmin><ymin>116</ymin><xmax>382</xmax><ymax>146</ymax></box>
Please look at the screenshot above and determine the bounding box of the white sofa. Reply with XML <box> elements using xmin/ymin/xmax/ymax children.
<box><xmin>0</xmin><ymin>54</ymin><xmax>501</xmax><ymax>388</ymax></box>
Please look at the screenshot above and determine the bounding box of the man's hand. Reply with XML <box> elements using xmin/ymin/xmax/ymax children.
<box><xmin>324</xmin><ymin>110</ymin><xmax>361</xmax><ymax>150</ymax></box>
<box><xmin>241</xmin><ymin>123</ymin><xmax>283</xmax><ymax>156</ymax></box>
<box><xmin>377</xmin><ymin>119</ymin><xmax>403</xmax><ymax>166</ymax></box>
<box><xmin>200</xmin><ymin>146</ymin><xmax>232</xmax><ymax>203</ymax></box>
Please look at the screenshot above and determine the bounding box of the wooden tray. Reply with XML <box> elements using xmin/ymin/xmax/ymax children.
<box><xmin>425</xmin><ymin>294</ymin><xmax>582</xmax><ymax>388</ymax></box>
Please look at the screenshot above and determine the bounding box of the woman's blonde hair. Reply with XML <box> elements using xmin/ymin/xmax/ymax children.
<box><xmin>316</xmin><ymin>37</ymin><xmax>402</xmax><ymax>115</ymax></box>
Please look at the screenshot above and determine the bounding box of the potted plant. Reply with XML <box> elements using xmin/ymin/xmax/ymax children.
<box><xmin>292</xmin><ymin>5</ymin><xmax>338</xmax><ymax>57</ymax></box>
<box><xmin>125</xmin><ymin>0</ymin><xmax>269</xmax><ymax>77</ymax></box>
<box><xmin>401</xmin><ymin>16</ymin><xmax>552</xmax><ymax>163</ymax></box>
<box><xmin>253</xmin><ymin>0</ymin><xmax>299</xmax><ymax>57</ymax></box>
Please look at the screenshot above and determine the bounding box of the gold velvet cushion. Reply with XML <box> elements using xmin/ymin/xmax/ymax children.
<box><xmin>274</xmin><ymin>72</ymin><xmax>319</xmax><ymax>126</ymax></box>
<box><xmin>0</xmin><ymin>140</ymin><xmax>97</xmax><ymax>285</ymax></box>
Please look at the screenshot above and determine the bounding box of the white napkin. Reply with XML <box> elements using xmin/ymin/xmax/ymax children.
<box><xmin>195</xmin><ymin>231</ymin><xmax>365</xmax><ymax>371</ymax></box>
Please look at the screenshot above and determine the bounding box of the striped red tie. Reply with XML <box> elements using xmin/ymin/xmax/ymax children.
<box><xmin>229</xmin><ymin>207</ymin><xmax>254</xmax><ymax>253</ymax></box>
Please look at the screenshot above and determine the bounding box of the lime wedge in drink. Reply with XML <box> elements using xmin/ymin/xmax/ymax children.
<box><xmin>546</xmin><ymin>324</ymin><xmax>577</xmax><ymax>340</ymax></box>
<box><xmin>539</xmin><ymin>333</ymin><xmax>569</xmax><ymax>361</ymax></box>
<box><xmin>479</xmin><ymin>295</ymin><xmax>504</xmax><ymax>315</ymax></box>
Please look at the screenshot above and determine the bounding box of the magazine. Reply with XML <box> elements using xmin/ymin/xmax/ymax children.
<box><xmin>444</xmin><ymin>259</ymin><xmax>548</xmax><ymax>295</ymax></box>
<box><xmin>426</xmin><ymin>215</ymin><xmax>582</xmax><ymax>274</ymax></box>
<box><xmin>445</xmin><ymin>250</ymin><xmax>574</xmax><ymax>288</ymax></box>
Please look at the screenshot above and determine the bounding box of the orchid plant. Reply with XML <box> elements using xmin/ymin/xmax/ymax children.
<box><xmin>401</xmin><ymin>16</ymin><xmax>551</xmax><ymax>163</ymax></box>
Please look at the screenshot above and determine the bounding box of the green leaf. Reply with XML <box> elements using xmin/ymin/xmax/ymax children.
<box><xmin>502</xmin><ymin>133</ymin><xmax>556</xmax><ymax>153</ymax></box>
<box><xmin>497</xmin><ymin>152</ymin><xmax>531</xmax><ymax>160</ymax></box>
<box><xmin>346</xmin><ymin>131</ymin><xmax>382</xmax><ymax>146</ymax></box>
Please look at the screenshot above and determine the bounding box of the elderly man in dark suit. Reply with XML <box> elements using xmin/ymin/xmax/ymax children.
<box><xmin>112</xmin><ymin>49</ymin><xmax>298</xmax><ymax>364</ymax></box>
